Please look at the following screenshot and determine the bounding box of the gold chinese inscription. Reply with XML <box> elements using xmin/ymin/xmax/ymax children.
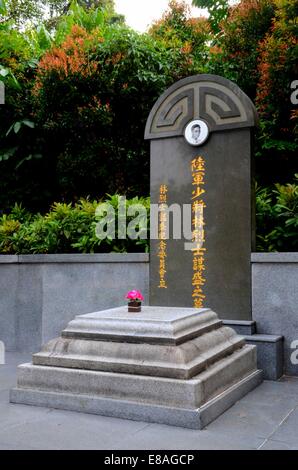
<box><xmin>191</xmin><ymin>156</ymin><xmax>206</xmax><ymax>308</ymax></box>
<box><xmin>158</xmin><ymin>185</ymin><xmax>168</xmax><ymax>289</ymax></box>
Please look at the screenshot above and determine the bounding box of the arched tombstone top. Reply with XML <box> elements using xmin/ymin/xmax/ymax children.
<box><xmin>145</xmin><ymin>74</ymin><xmax>258</xmax><ymax>140</ymax></box>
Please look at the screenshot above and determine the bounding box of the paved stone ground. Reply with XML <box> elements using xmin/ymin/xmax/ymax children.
<box><xmin>0</xmin><ymin>353</ymin><xmax>298</xmax><ymax>450</ymax></box>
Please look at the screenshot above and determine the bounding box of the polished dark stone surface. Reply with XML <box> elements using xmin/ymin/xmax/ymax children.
<box><xmin>150</xmin><ymin>131</ymin><xmax>254</xmax><ymax>320</ymax></box>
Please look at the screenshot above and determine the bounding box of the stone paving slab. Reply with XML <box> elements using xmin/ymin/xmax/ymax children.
<box><xmin>205</xmin><ymin>399</ymin><xmax>297</xmax><ymax>441</ymax></box>
<box><xmin>266</xmin><ymin>408</ymin><xmax>298</xmax><ymax>447</ymax></box>
<box><xmin>108</xmin><ymin>423</ymin><xmax>264</xmax><ymax>450</ymax></box>
<box><xmin>0</xmin><ymin>353</ymin><xmax>297</xmax><ymax>450</ymax></box>
<box><xmin>260</xmin><ymin>439</ymin><xmax>298</xmax><ymax>450</ymax></box>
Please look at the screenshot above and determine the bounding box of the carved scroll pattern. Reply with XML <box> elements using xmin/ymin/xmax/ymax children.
<box><xmin>146</xmin><ymin>77</ymin><xmax>255</xmax><ymax>140</ymax></box>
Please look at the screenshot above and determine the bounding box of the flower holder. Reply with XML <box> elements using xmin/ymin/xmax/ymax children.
<box><xmin>128</xmin><ymin>301</ymin><xmax>142</xmax><ymax>313</ymax></box>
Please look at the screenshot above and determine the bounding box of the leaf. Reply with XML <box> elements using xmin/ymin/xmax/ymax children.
<box><xmin>5</xmin><ymin>124</ymin><xmax>14</xmax><ymax>137</ymax></box>
<box><xmin>27</xmin><ymin>59</ymin><xmax>39</xmax><ymax>69</ymax></box>
<box><xmin>14</xmin><ymin>122</ymin><xmax>21</xmax><ymax>134</ymax></box>
<box><xmin>0</xmin><ymin>147</ymin><xmax>17</xmax><ymax>162</ymax></box>
<box><xmin>0</xmin><ymin>67</ymin><xmax>9</xmax><ymax>77</ymax></box>
<box><xmin>22</xmin><ymin>120</ymin><xmax>35</xmax><ymax>129</ymax></box>
<box><xmin>15</xmin><ymin>154</ymin><xmax>33</xmax><ymax>170</ymax></box>
<box><xmin>0</xmin><ymin>0</ymin><xmax>7</xmax><ymax>15</ymax></box>
<box><xmin>36</xmin><ymin>24</ymin><xmax>52</xmax><ymax>51</ymax></box>
<box><xmin>10</xmin><ymin>72</ymin><xmax>22</xmax><ymax>90</ymax></box>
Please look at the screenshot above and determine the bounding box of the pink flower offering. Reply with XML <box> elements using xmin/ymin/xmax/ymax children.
<box><xmin>126</xmin><ymin>290</ymin><xmax>144</xmax><ymax>302</ymax></box>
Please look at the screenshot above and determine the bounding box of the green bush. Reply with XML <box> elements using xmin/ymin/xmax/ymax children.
<box><xmin>0</xmin><ymin>196</ymin><xmax>150</xmax><ymax>254</ymax></box>
<box><xmin>256</xmin><ymin>175</ymin><xmax>298</xmax><ymax>251</ymax></box>
<box><xmin>1</xmin><ymin>178</ymin><xmax>297</xmax><ymax>254</ymax></box>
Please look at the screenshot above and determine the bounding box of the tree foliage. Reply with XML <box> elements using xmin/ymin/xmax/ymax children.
<box><xmin>0</xmin><ymin>0</ymin><xmax>297</xmax><ymax>251</ymax></box>
<box><xmin>149</xmin><ymin>0</ymin><xmax>210</xmax><ymax>73</ymax></box>
<box><xmin>208</xmin><ymin>0</ymin><xmax>297</xmax><ymax>186</ymax></box>
<box><xmin>192</xmin><ymin>0</ymin><xmax>229</xmax><ymax>33</ymax></box>
<box><xmin>0</xmin><ymin>2</ymin><xmax>207</xmax><ymax>211</ymax></box>
<box><xmin>0</xmin><ymin>0</ymin><xmax>116</xmax><ymax>28</ymax></box>
<box><xmin>208</xmin><ymin>0</ymin><xmax>276</xmax><ymax>97</ymax></box>
<box><xmin>0</xmin><ymin>0</ymin><xmax>63</xmax><ymax>27</ymax></box>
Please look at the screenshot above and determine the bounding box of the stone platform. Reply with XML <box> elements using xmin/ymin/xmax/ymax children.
<box><xmin>10</xmin><ymin>307</ymin><xmax>263</xmax><ymax>429</ymax></box>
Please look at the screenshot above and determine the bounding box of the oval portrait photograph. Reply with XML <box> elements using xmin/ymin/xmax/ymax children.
<box><xmin>184</xmin><ymin>120</ymin><xmax>209</xmax><ymax>147</ymax></box>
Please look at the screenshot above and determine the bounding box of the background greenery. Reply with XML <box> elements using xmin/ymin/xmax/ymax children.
<box><xmin>0</xmin><ymin>0</ymin><xmax>297</xmax><ymax>253</ymax></box>
<box><xmin>0</xmin><ymin>196</ymin><xmax>150</xmax><ymax>254</ymax></box>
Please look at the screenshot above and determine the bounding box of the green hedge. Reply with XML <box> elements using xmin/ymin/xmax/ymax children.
<box><xmin>256</xmin><ymin>176</ymin><xmax>298</xmax><ymax>252</ymax></box>
<box><xmin>0</xmin><ymin>179</ymin><xmax>297</xmax><ymax>254</ymax></box>
<box><xmin>0</xmin><ymin>195</ymin><xmax>150</xmax><ymax>254</ymax></box>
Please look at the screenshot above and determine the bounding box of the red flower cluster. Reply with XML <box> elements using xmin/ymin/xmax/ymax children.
<box><xmin>125</xmin><ymin>290</ymin><xmax>144</xmax><ymax>302</ymax></box>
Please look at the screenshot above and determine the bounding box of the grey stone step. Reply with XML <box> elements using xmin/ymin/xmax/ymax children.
<box><xmin>222</xmin><ymin>318</ymin><xmax>284</xmax><ymax>380</ymax></box>
<box><xmin>62</xmin><ymin>306</ymin><xmax>223</xmax><ymax>345</ymax></box>
<box><xmin>244</xmin><ymin>334</ymin><xmax>284</xmax><ymax>381</ymax></box>
<box><xmin>10</xmin><ymin>370</ymin><xmax>263</xmax><ymax>430</ymax></box>
<box><xmin>33</xmin><ymin>326</ymin><xmax>244</xmax><ymax>380</ymax></box>
<box><xmin>14</xmin><ymin>345</ymin><xmax>258</xmax><ymax>409</ymax></box>
<box><xmin>223</xmin><ymin>320</ymin><xmax>256</xmax><ymax>336</ymax></box>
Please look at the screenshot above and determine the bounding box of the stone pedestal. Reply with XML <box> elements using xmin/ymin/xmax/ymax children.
<box><xmin>10</xmin><ymin>307</ymin><xmax>262</xmax><ymax>429</ymax></box>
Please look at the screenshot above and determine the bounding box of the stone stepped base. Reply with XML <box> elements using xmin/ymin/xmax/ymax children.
<box><xmin>32</xmin><ymin>326</ymin><xmax>244</xmax><ymax>380</ymax></box>
<box><xmin>10</xmin><ymin>370</ymin><xmax>262</xmax><ymax>429</ymax></box>
<box><xmin>10</xmin><ymin>306</ymin><xmax>263</xmax><ymax>429</ymax></box>
<box><xmin>11</xmin><ymin>345</ymin><xmax>257</xmax><ymax>408</ymax></box>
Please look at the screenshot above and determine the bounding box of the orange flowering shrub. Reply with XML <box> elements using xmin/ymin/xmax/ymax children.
<box><xmin>256</xmin><ymin>1</ymin><xmax>298</xmax><ymax>119</ymax></box>
<box><xmin>31</xmin><ymin>22</ymin><xmax>187</xmax><ymax>202</ymax></box>
<box><xmin>208</xmin><ymin>0</ymin><xmax>297</xmax><ymax>185</ymax></box>
<box><xmin>149</xmin><ymin>0</ymin><xmax>210</xmax><ymax>76</ymax></box>
<box><xmin>209</xmin><ymin>0</ymin><xmax>276</xmax><ymax>97</ymax></box>
<box><xmin>35</xmin><ymin>26</ymin><xmax>100</xmax><ymax>88</ymax></box>
<box><xmin>254</xmin><ymin>0</ymin><xmax>298</xmax><ymax>183</ymax></box>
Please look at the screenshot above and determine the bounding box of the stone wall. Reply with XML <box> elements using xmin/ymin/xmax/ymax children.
<box><xmin>252</xmin><ymin>253</ymin><xmax>298</xmax><ymax>376</ymax></box>
<box><xmin>0</xmin><ymin>254</ymin><xmax>149</xmax><ymax>353</ymax></box>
